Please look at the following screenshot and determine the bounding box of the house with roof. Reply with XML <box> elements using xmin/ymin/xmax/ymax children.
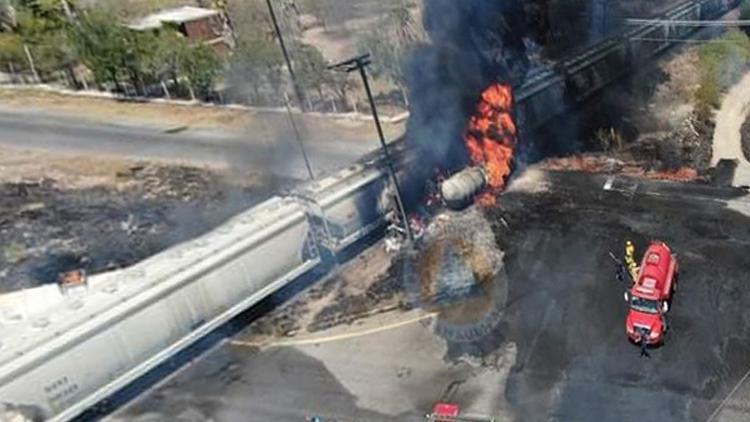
<box><xmin>129</xmin><ymin>6</ymin><xmax>234</xmax><ymax>55</ymax></box>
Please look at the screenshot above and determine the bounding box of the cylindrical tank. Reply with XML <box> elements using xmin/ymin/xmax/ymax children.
<box><xmin>441</xmin><ymin>166</ymin><xmax>487</xmax><ymax>209</ymax></box>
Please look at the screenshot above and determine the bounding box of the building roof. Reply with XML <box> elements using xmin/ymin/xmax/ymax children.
<box><xmin>129</xmin><ymin>6</ymin><xmax>219</xmax><ymax>31</ymax></box>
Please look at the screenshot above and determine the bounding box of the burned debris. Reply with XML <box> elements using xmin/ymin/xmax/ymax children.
<box><xmin>0</xmin><ymin>163</ymin><xmax>282</xmax><ymax>293</ymax></box>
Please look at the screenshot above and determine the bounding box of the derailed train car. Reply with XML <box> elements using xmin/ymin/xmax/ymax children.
<box><xmin>0</xmin><ymin>134</ymin><xmax>407</xmax><ymax>421</ymax></box>
<box><xmin>0</xmin><ymin>197</ymin><xmax>320</xmax><ymax>420</ymax></box>
<box><xmin>0</xmin><ymin>137</ymin><xmax>407</xmax><ymax>421</ymax></box>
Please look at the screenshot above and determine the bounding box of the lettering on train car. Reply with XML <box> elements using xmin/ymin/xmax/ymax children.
<box><xmin>44</xmin><ymin>376</ymin><xmax>80</xmax><ymax>410</ymax></box>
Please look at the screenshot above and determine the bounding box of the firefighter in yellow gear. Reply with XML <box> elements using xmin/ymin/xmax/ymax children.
<box><xmin>624</xmin><ymin>240</ymin><xmax>639</xmax><ymax>281</ymax></box>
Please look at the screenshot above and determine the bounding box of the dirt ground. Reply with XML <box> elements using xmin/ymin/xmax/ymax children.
<box><xmin>0</xmin><ymin>146</ymin><xmax>287</xmax><ymax>293</ymax></box>
<box><xmin>488</xmin><ymin>171</ymin><xmax>750</xmax><ymax>421</ymax></box>
<box><xmin>651</xmin><ymin>48</ymin><xmax>701</xmax><ymax>128</ymax></box>
<box><xmin>116</xmin><ymin>168</ymin><xmax>750</xmax><ymax>422</ymax></box>
<box><xmin>0</xmin><ymin>88</ymin><xmax>251</xmax><ymax>130</ymax></box>
<box><xmin>243</xmin><ymin>243</ymin><xmax>404</xmax><ymax>344</ymax></box>
<box><xmin>711</xmin><ymin>71</ymin><xmax>750</xmax><ymax>186</ymax></box>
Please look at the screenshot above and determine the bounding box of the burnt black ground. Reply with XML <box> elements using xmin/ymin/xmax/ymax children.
<box><xmin>0</xmin><ymin>167</ymin><xmax>290</xmax><ymax>292</ymax></box>
<box><xmin>112</xmin><ymin>170</ymin><xmax>750</xmax><ymax>422</ymax></box>
<box><xmin>487</xmin><ymin>171</ymin><xmax>750</xmax><ymax>421</ymax></box>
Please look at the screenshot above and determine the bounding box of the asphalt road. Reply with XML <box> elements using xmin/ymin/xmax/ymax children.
<box><xmin>110</xmin><ymin>311</ymin><xmax>516</xmax><ymax>422</ymax></box>
<box><xmin>0</xmin><ymin>107</ymin><xmax>382</xmax><ymax>180</ymax></box>
<box><xmin>491</xmin><ymin>172</ymin><xmax>750</xmax><ymax>421</ymax></box>
<box><xmin>110</xmin><ymin>171</ymin><xmax>750</xmax><ymax>422</ymax></box>
<box><xmin>711</xmin><ymin>71</ymin><xmax>750</xmax><ymax>186</ymax></box>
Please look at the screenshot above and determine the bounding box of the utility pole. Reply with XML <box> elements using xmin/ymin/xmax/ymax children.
<box><xmin>23</xmin><ymin>44</ymin><xmax>39</xmax><ymax>84</ymax></box>
<box><xmin>328</xmin><ymin>54</ymin><xmax>414</xmax><ymax>242</ymax></box>
<box><xmin>265</xmin><ymin>0</ymin><xmax>306</xmax><ymax>109</ymax></box>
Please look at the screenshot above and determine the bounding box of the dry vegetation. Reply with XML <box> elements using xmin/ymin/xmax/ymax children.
<box><xmin>0</xmin><ymin>146</ymin><xmax>282</xmax><ymax>292</ymax></box>
<box><xmin>0</xmin><ymin>88</ymin><xmax>251</xmax><ymax>129</ymax></box>
<box><xmin>0</xmin><ymin>87</ymin><xmax>407</xmax><ymax>142</ymax></box>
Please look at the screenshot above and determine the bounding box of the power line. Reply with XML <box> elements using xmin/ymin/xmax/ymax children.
<box><xmin>629</xmin><ymin>37</ymin><xmax>746</xmax><ymax>44</ymax></box>
<box><xmin>329</xmin><ymin>54</ymin><xmax>414</xmax><ymax>243</ymax></box>
<box><xmin>265</xmin><ymin>0</ymin><xmax>306</xmax><ymax>109</ymax></box>
<box><xmin>626</xmin><ymin>19</ymin><xmax>750</xmax><ymax>27</ymax></box>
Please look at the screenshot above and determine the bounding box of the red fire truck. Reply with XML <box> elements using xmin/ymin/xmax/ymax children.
<box><xmin>426</xmin><ymin>402</ymin><xmax>497</xmax><ymax>421</ymax></box>
<box><xmin>624</xmin><ymin>241</ymin><xmax>679</xmax><ymax>351</ymax></box>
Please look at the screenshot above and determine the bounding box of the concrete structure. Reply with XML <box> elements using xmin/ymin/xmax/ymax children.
<box><xmin>129</xmin><ymin>6</ymin><xmax>233</xmax><ymax>55</ymax></box>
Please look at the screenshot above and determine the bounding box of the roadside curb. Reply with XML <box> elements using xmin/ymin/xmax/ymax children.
<box><xmin>232</xmin><ymin>309</ymin><xmax>433</xmax><ymax>349</ymax></box>
<box><xmin>0</xmin><ymin>84</ymin><xmax>411</xmax><ymax>124</ymax></box>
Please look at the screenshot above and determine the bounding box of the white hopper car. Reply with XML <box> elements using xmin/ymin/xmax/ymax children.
<box><xmin>0</xmin><ymin>146</ymin><xmax>400</xmax><ymax>421</ymax></box>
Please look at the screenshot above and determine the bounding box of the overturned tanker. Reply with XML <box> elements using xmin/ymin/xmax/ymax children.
<box><xmin>441</xmin><ymin>166</ymin><xmax>488</xmax><ymax>209</ymax></box>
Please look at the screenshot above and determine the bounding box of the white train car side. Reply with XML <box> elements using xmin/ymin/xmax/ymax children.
<box><xmin>298</xmin><ymin>161</ymin><xmax>393</xmax><ymax>253</ymax></box>
<box><xmin>0</xmin><ymin>197</ymin><xmax>319</xmax><ymax>421</ymax></box>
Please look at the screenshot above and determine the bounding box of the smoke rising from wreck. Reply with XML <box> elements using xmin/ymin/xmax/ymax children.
<box><xmin>403</xmin><ymin>0</ymin><xmax>530</xmax><ymax>204</ymax></box>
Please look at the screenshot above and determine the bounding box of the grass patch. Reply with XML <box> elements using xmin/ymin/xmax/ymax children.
<box><xmin>694</xmin><ymin>29</ymin><xmax>750</xmax><ymax>113</ymax></box>
<box><xmin>4</xmin><ymin>243</ymin><xmax>28</xmax><ymax>264</ymax></box>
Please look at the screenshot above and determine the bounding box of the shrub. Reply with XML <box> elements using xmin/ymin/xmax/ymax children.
<box><xmin>694</xmin><ymin>29</ymin><xmax>750</xmax><ymax>110</ymax></box>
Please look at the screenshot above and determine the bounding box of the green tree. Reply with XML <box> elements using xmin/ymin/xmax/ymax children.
<box><xmin>147</xmin><ymin>28</ymin><xmax>190</xmax><ymax>91</ymax></box>
<box><xmin>118</xmin><ymin>29</ymin><xmax>163</xmax><ymax>95</ymax></box>
<box><xmin>183</xmin><ymin>42</ymin><xmax>221</xmax><ymax>99</ymax></box>
<box><xmin>695</xmin><ymin>29</ymin><xmax>750</xmax><ymax>111</ymax></box>
<box><xmin>8</xmin><ymin>0</ymin><xmax>76</xmax><ymax>78</ymax></box>
<box><xmin>356</xmin><ymin>1</ymin><xmax>422</xmax><ymax>105</ymax></box>
<box><xmin>70</xmin><ymin>10</ymin><xmax>130</xmax><ymax>90</ymax></box>
<box><xmin>294</xmin><ymin>42</ymin><xmax>331</xmax><ymax>104</ymax></box>
<box><xmin>0</xmin><ymin>31</ymin><xmax>23</xmax><ymax>64</ymax></box>
<box><xmin>741</xmin><ymin>0</ymin><xmax>750</xmax><ymax>35</ymax></box>
<box><xmin>72</xmin><ymin>9</ymin><xmax>221</xmax><ymax>99</ymax></box>
<box><xmin>229</xmin><ymin>34</ymin><xmax>284</xmax><ymax>102</ymax></box>
<box><xmin>327</xmin><ymin>72</ymin><xmax>356</xmax><ymax>110</ymax></box>
<box><xmin>298</xmin><ymin>0</ymin><xmax>332</xmax><ymax>32</ymax></box>
<box><xmin>226</xmin><ymin>0</ymin><xmax>274</xmax><ymax>40</ymax></box>
<box><xmin>0</xmin><ymin>0</ymin><xmax>16</xmax><ymax>31</ymax></box>
<box><xmin>14</xmin><ymin>0</ymin><xmax>69</xmax><ymax>26</ymax></box>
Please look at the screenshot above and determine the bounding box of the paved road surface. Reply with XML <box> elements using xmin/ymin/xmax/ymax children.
<box><xmin>493</xmin><ymin>173</ymin><xmax>750</xmax><ymax>421</ymax></box>
<box><xmin>711</xmin><ymin>71</ymin><xmax>750</xmax><ymax>186</ymax></box>
<box><xmin>111</xmin><ymin>311</ymin><xmax>516</xmax><ymax>421</ymax></box>
<box><xmin>0</xmin><ymin>106</ymin><xmax>386</xmax><ymax>180</ymax></box>
<box><xmin>112</xmin><ymin>171</ymin><xmax>750</xmax><ymax>422</ymax></box>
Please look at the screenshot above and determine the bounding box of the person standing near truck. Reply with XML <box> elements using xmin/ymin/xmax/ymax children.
<box><xmin>624</xmin><ymin>240</ymin><xmax>639</xmax><ymax>281</ymax></box>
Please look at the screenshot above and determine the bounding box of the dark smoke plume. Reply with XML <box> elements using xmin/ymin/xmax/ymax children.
<box><xmin>403</xmin><ymin>0</ymin><xmax>530</xmax><ymax>203</ymax></box>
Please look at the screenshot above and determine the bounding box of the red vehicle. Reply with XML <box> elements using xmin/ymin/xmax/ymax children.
<box><xmin>426</xmin><ymin>403</ymin><xmax>496</xmax><ymax>421</ymax></box>
<box><xmin>624</xmin><ymin>241</ymin><xmax>679</xmax><ymax>349</ymax></box>
<box><xmin>427</xmin><ymin>403</ymin><xmax>460</xmax><ymax>421</ymax></box>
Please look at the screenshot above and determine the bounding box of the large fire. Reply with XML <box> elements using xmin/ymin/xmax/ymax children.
<box><xmin>464</xmin><ymin>83</ymin><xmax>517</xmax><ymax>206</ymax></box>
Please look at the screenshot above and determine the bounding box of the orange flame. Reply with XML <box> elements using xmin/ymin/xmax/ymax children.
<box><xmin>464</xmin><ymin>83</ymin><xmax>518</xmax><ymax>206</ymax></box>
